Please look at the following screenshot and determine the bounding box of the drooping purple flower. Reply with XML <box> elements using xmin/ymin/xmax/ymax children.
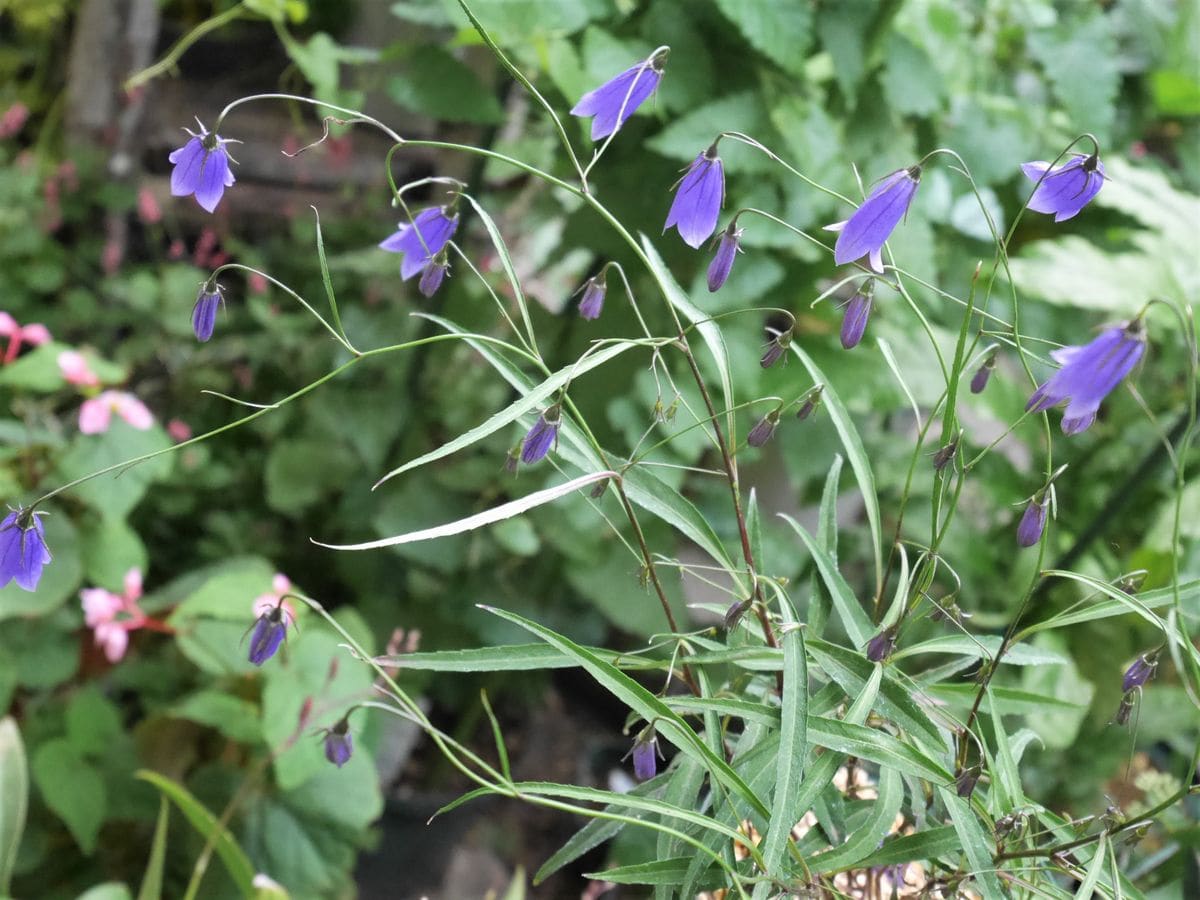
<box><xmin>1016</xmin><ymin>497</ymin><xmax>1047</xmax><ymax>548</ymax></box>
<box><xmin>796</xmin><ymin>385</ymin><xmax>823</xmax><ymax>422</ymax></box>
<box><xmin>665</xmin><ymin>142</ymin><xmax>724</xmax><ymax>249</ymax></box>
<box><xmin>1026</xmin><ymin>321</ymin><xmax>1145</xmax><ymax>434</ymax></box>
<box><xmin>932</xmin><ymin>438</ymin><xmax>958</xmax><ymax>472</ymax></box>
<box><xmin>324</xmin><ymin>718</ymin><xmax>353</xmax><ymax>768</ymax></box>
<box><xmin>760</xmin><ymin>328</ymin><xmax>792</xmax><ymax>369</ymax></box>
<box><xmin>707</xmin><ymin>223</ymin><xmax>742</xmax><ymax>292</ymax></box>
<box><xmin>192</xmin><ymin>283</ymin><xmax>222</xmax><ymax>342</ymax></box>
<box><xmin>577</xmin><ymin>274</ymin><xmax>607</xmax><ymax>320</ymax></box>
<box><xmin>248</xmin><ymin>602</ymin><xmax>288</xmax><ymax>666</ymax></box>
<box><xmin>840</xmin><ymin>281</ymin><xmax>875</xmax><ymax>350</ymax></box>
<box><xmin>168</xmin><ymin>122</ymin><xmax>236</xmax><ymax>214</ymax></box>
<box><xmin>630</xmin><ymin>732</ymin><xmax>659</xmax><ymax>781</ymax></box>
<box><xmin>865</xmin><ymin>627</ymin><xmax>896</xmax><ymax>663</ymax></box>
<box><xmin>1021</xmin><ymin>154</ymin><xmax>1105</xmax><ymax>222</ymax></box>
<box><xmin>570</xmin><ymin>49</ymin><xmax>668</xmax><ymax>141</ymax></box>
<box><xmin>379</xmin><ymin>206</ymin><xmax>460</xmax><ymax>280</ymax></box>
<box><xmin>826</xmin><ymin>166</ymin><xmax>921</xmax><ymax>273</ymax></box>
<box><xmin>1114</xmin><ymin>692</ymin><xmax>1134</xmax><ymax>725</ymax></box>
<box><xmin>747</xmin><ymin>410</ymin><xmax>780</xmax><ymax>448</ymax></box>
<box><xmin>520</xmin><ymin>407</ymin><xmax>560</xmax><ymax>465</ymax></box>
<box><xmin>955</xmin><ymin>766</ymin><xmax>981</xmax><ymax>799</ymax></box>
<box><xmin>970</xmin><ymin>353</ymin><xmax>996</xmax><ymax>394</ymax></box>
<box><xmin>0</xmin><ymin>507</ymin><xmax>52</xmax><ymax>592</ymax></box>
<box><xmin>418</xmin><ymin>255</ymin><xmax>449</xmax><ymax>298</ymax></box>
<box><xmin>1121</xmin><ymin>654</ymin><xmax>1157</xmax><ymax>693</ymax></box>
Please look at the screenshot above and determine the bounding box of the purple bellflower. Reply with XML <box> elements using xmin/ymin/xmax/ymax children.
<box><xmin>1026</xmin><ymin>320</ymin><xmax>1145</xmax><ymax>434</ymax></box>
<box><xmin>0</xmin><ymin>507</ymin><xmax>51</xmax><ymax>592</ymax></box>
<box><xmin>1021</xmin><ymin>153</ymin><xmax>1105</xmax><ymax>222</ymax></box>
<box><xmin>665</xmin><ymin>141</ymin><xmax>724</xmax><ymax>249</ymax></box>
<box><xmin>1016</xmin><ymin>496</ymin><xmax>1047</xmax><ymax>548</ymax></box>
<box><xmin>796</xmin><ymin>385</ymin><xmax>823</xmax><ymax>422</ymax></box>
<box><xmin>826</xmin><ymin>166</ymin><xmax>921</xmax><ymax>273</ymax></box>
<box><xmin>971</xmin><ymin>352</ymin><xmax>996</xmax><ymax>394</ymax></box>
<box><xmin>866</xmin><ymin>627</ymin><xmax>897</xmax><ymax>663</ymax></box>
<box><xmin>248</xmin><ymin>600</ymin><xmax>289</xmax><ymax>666</ymax></box>
<box><xmin>629</xmin><ymin>729</ymin><xmax>660</xmax><ymax>782</ymax></box>
<box><xmin>418</xmin><ymin>254</ymin><xmax>449</xmax><ymax>298</ymax></box>
<box><xmin>521</xmin><ymin>406</ymin><xmax>561</xmax><ymax>465</ymax></box>
<box><xmin>747</xmin><ymin>409</ymin><xmax>780</xmax><ymax>448</ymax></box>
<box><xmin>379</xmin><ymin>206</ymin><xmax>460</xmax><ymax>280</ymax></box>
<box><xmin>1122</xmin><ymin>654</ymin><xmax>1157</xmax><ymax>693</ymax></box>
<box><xmin>577</xmin><ymin>273</ymin><xmax>607</xmax><ymax>320</ymax></box>
<box><xmin>169</xmin><ymin>121</ymin><xmax>237</xmax><ymax>214</ymax></box>
<box><xmin>323</xmin><ymin>717</ymin><xmax>353</xmax><ymax>768</ymax></box>
<box><xmin>192</xmin><ymin>283</ymin><xmax>222</xmax><ymax>342</ymax></box>
<box><xmin>571</xmin><ymin>49</ymin><xmax>668</xmax><ymax>141</ymax></box>
<box><xmin>840</xmin><ymin>280</ymin><xmax>875</xmax><ymax>349</ymax></box>
<box><xmin>707</xmin><ymin>223</ymin><xmax>742</xmax><ymax>292</ymax></box>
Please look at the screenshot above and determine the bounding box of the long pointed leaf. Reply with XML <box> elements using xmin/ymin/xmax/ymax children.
<box><xmin>761</xmin><ymin>596</ymin><xmax>807</xmax><ymax>875</ymax></box>
<box><xmin>0</xmin><ymin>717</ymin><xmax>28</xmax><ymax>895</ymax></box>
<box><xmin>781</xmin><ymin>515</ymin><xmax>873</xmax><ymax>648</ymax></box>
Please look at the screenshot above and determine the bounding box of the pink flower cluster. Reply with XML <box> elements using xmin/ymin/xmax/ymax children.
<box><xmin>57</xmin><ymin>350</ymin><xmax>155</xmax><ymax>434</ymax></box>
<box><xmin>0</xmin><ymin>312</ymin><xmax>51</xmax><ymax>365</ymax></box>
<box><xmin>81</xmin><ymin>568</ymin><xmax>148</xmax><ymax>663</ymax></box>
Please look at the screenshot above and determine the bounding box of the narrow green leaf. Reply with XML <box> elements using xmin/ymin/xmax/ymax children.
<box><xmin>0</xmin><ymin>717</ymin><xmax>28</xmax><ymax>895</ymax></box>
<box><xmin>781</xmin><ymin>516</ymin><xmax>873</xmax><ymax>648</ymax></box>
<box><xmin>1023</xmin><ymin>579</ymin><xmax>1198</xmax><ymax>632</ymax></box>
<box><xmin>761</xmin><ymin>597</ymin><xmax>806</xmax><ymax>875</ymax></box>
<box><xmin>590</xmin><ymin>857</ymin><xmax>692</xmax><ymax>885</ymax></box>
<box><xmin>654</xmin><ymin>757</ymin><xmax>706</xmax><ymax>899</ymax></box>
<box><xmin>894</xmin><ymin>635</ymin><xmax>1068</xmax><ymax>666</ymax></box>
<box><xmin>817</xmin><ymin>454</ymin><xmax>843</xmax><ymax>559</ymax></box>
<box><xmin>135</xmin><ymin>770</ymin><xmax>255</xmax><ymax>897</ymax></box>
<box><xmin>856</xmin><ymin>825</ymin><xmax>962</xmax><ymax>869</ymax></box>
<box><xmin>666</xmin><ymin>696</ymin><xmax>780</xmax><ymax>728</ymax></box>
<box><xmin>310</xmin><ymin>207</ymin><xmax>346</xmax><ymax>344</ymax></box>
<box><xmin>136</xmin><ymin>798</ymin><xmax>170</xmax><ymax>900</ymax></box>
<box><xmin>809</xmin><ymin>767</ymin><xmax>903</xmax><ymax>873</ymax></box>
<box><xmin>1075</xmin><ymin>833</ymin><xmax>1106</xmax><ymax>900</ymax></box>
<box><xmin>942</xmin><ymin>787</ymin><xmax>1005</xmax><ymax>900</ymax></box>
<box><xmin>460</xmin><ymin>193</ymin><xmax>538</xmax><ymax>349</ymax></box>
<box><xmin>747</xmin><ymin>488</ymin><xmax>765</xmax><ymax>574</ymax></box>
<box><xmin>807</xmin><ymin>717</ymin><xmax>952</xmax><ymax>783</ymax></box>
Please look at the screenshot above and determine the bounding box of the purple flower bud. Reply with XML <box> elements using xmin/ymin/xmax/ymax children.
<box><xmin>1121</xmin><ymin>654</ymin><xmax>1157</xmax><ymax>693</ymax></box>
<box><xmin>707</xmin><ymin>224</ymin><xmax>742</xmax><ymax>292</ymax></box>
<box><xmin>840</xmin><ymin>284</ymin><xmax>874</xmax><ymax>350</ymax></box>
<box><xmin>379</xmin><ymin>206</ymin><xmax>460</xmax><ymax>280</ymax></box>
<box><xmin>169</xmin><ymin>121</ymin><xmax>236</xmax><ymax>213</ymax></box>
<box><xmin>577</xmin><ymin>274</ymin><xmax>607</xmax><ymax>320</ymax></box>
<box><xmin>1027</xmin><ymin>320</ymin><xmax>1145</xmax><ymax>435</ymax></box>
<box><xmin>796</xmin><ymin>386</ymin><xmax>824</xmax><ymax>421</ymax></box>
<box><xmin>932</xmin><ymin>438</ymin><xmax>958</xmax><ymax>472</ymax></box>
<box><xmin>0</xmin><ymin>507</ymin><xmax>52</xmax><ymax>592</ymax></box>
<box><xmin>521</xmin><ymin>407</ymin><xmax>560</xmax><ymax>465</ymax></box>
<box><xmin>865</xmin><ymin>627</ymin><xmax>896</xmax><ymax>663</ymax></box>
<box><xmin>570</xmin><ymin>49</ymin><xmax>668</xmax><ymax>141</ymax></box>
<box><xmin>970</xmin><ymin>354</ymin><xmax>996</xmax><ymax>394</ymax></box>
<box><xmin>955</xmin><ymin>766</ymin><xmax>981</xmax><ymax>799</ymax></box>
<box><xmin>1016</xmin><ymin>497</ymin><xmax>1047</xmax><ymax>548</ymax></box>
<box><xmin>760</xmin><ymin>328</ymin><xmax>792</xmax><ymax>369</ymax></box>
<box><xmin>825</xmin><ymin>166</ymin><xmax>921</xmax><ymax>273</ymax></box>
<box><xmin>747</xmin><ymin>410</ymin><xmax>780</xmax><ymax>448</ymax></box>
<box><xmin>1114</xmin><ymin>692</ymin><xmax>1135</xmax><ymax>726</ymax></box>
<box><xmin>324</xmin><ymin>718</ymin><xmax>353</xmax><ymax>768</ymax></box>
<box><xmin>248</xmin><ymin>603</ymin><xmax>288</xmax><ymax>666</ymax></box>
<box><xmin>630</xmin><ymin>733</ymin><xmax>659</xmax><ymax>781</ymax></box>
<box><xmin>192</xmin><ymin>284</ymin><xmax>222</xmax><ymax>342</ymax></box>
<box><xmin>418</xmin><ymin>256</ymin><xmax>449</xmax><ymax>297</ymax></box>
<box><xmin>665</xmin><ymin>142</ymin><xmax>724</xmax><ymax>249</ymax></box>
<box><xmin>724</xmin><ymin>599</ymin><xmax>751</xmax><ymax>631</ymax></box>
<box><xmin>1021</xmin><ymin>153</ymin><xmax>1105</xmax><ymax>222</ymax></box>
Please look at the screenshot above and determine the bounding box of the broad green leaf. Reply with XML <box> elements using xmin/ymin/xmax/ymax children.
<box><xmin>170</xmin><ymin>690</ymin><xmax>263</xmax><ymax>744</ymax></box>
<box><xmin>387</xmin><ymin>46</ymin><xmax>504</xmax><ymax>124</ymax></box>
<box><xmin>0</xmin><ymin>717</ymin><xmax>28</xmax><ymax>894</ymax></box>
<box><xmin>136</xmin><ymin>770</ymin><xmax>255</xmax><ymax>897</ymax></box>
<box><xmin>808</xmin><ymin>767</ymin><xmax>903</xmax><ymax>874</ymax></box>
<box><xmin>32</xmin><ymin>738</ymin><xmax>105</xmax><ymax>853</ymax></box>
<box><xmin>264</xmin><ymin>439</ymin><xmax>356</xmax><ymax>515</ymax></box>
<box><xmin>136</xmin><ymin>798</ymin><xmax>169</xmax><ymax>900</ymax></box>
<box><xmin>761</xmin><ymin>595</ymin><xmax>806</xmax><ymax>875</ymax></box>
<box><xmin>711</xmin><ymin>0</ymin><xmax>811</xmax><ymax>76</ymax></box>
<box><xmin>942</xmin><ymin>787</ymin><xmax>1004</xmax><ymax>900</ymax></box>
<box><xmin>76</xmin><ymin>885</ymin><xmax>133</xmax><ymax>900</ymax></box>
<box><xmin>54</xmin><ymin>423</ymin><xmax>173</xmax><ymax>520</ymax></box>
<box><xmin>781</xmin><ymin>515</ymin><xmax>872</xmax><ymax>648</ymax></box>
<box><xmin>1028</xmin><ymin>12</ymin><xmax>1119</xmax><ymax>141</ymax></box>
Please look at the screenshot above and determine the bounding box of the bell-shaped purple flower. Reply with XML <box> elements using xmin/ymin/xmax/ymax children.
<box><xmin>248</xmin><ymin>602</ymin><xmax>288</xmax><ymax>666</ymax></box>
<box><xmin>168</xmin><ymin>121</ymin><xmax>236</xmax><ymax>214</ymax></box>
<box><xmin>796</xmin><ymin>385</ymin><xmax>823</xmax><ymax>422</ymax></box>
<box><xmin>747</xmin><ymin>410</ymin><xmax>780</xmax><ymax>448</ymax></box>
<box><xmin>840</xmin><ymin>282</ymin><xmax>874</xmax><ymax>350</ymax></box>
<box><xmin>970</xmin><ymin>354</ymin><xmax>996</xmax><ymax>394</ymax></box>
<box><xmin>520</xmin><ymin>406</ymin><xmax>560</xmax><ymax>465</ymax></box>
<box><xmin>865</xmin><ymin>627</ymin><xmax>896</xmax><ymax>663</ymax></box>
<box><xmin>707</xmin><ymin>224</ymin><xmax>742</xmax><ymax>292</ymax></box>
<box><xmin>760</xmin><ymin>327</ymin><xmax>792</xmax><ymax>369</ymax></box>
<box><xmin>826</xmin><ymin>166</ymin><xmax>921</xmax><ymax>273</ymax></box>
<box><xmin>1026</xmin><ymin>321</ymin><xmax>1145</xmax><ymax>434</ymax></box>
<box><xmin>576</xmin><ymin>274</ymin><xmax>607</xmax><ymax>320</ymax></box>
<box><xmin>1021</xmin><ymin>153</ymin><xmax>1105</xmax><ymax>222</ymax></box>
<box><xmin>570</xmin><ymin>49</ymin><xmax>668</xmax><ymax>141</ymax></box>
<box><xmin>629</xmin><ymin>731</ymin><xmax>660</xmax><ymax>781</ymax></box>
<box><xmin>379</xmin><ymin>206</ymin><xmax>460</xmax><ymax>280</ymax></box>
<box><xmin>1016</xmin><ymin>497</ymin><xmax>1047</xmax><ymax>548</ymax></box>
<box><xmin>0</xmin><ymin>507</ymin><xmax>52</xmax><ymax>592</ymax></box>
<box><xmin>192</xmin><ymin>283</ymin><xmax>222</xmax><ymax>342</ymax></box>
<box><xmin>1121</xmin><ymin>654</ymin><xmax>1157</xmax><ymax>693</ymax></box>
<box><xmin>418</xmin><ymin>254</ymin><xmax>449</xmax><ymax>298</ymax></box>
<box><xmin>324</xmin><ymin>717</ymin><xmax>353</xmax><ymax>768</ymax></box>
<box><xmin>665</xmin><ymin>142</ymin><xmax>724</xmax><ymax>249</ymax></box>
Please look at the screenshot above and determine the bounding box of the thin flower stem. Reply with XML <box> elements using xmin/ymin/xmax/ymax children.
<box><xmin>213</xmin><ymin>93</ymin><xmax>404</xmax><ymax>144</ymax></box>
<box><xmin>125</xmin><ymin>3</ymin><xmax>247</xmax><ymax>91</ymax></box>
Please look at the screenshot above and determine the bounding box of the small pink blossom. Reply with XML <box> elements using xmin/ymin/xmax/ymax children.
<box><xmin>58</xmin><ymin>350</ymin><xmax>101</xmax><ymax>387</ymax></box>
<box><xmin>0</xmin><ymin>102</ymin><xmax>29</xmax><ymax>140</ymax></box>
<box><xmin>166</xmin><ymin>418</ymin><xmax>192</xmax><ymax>442</ymax></box>
<box><xmin>79</xmin><ymin>390</ymin><xmax>154</xmax><ymax>434</ymax></box>
<box><xmin>80</xmin><ymin>568</ymin><xmax>147</xmax><ymax>663</ymax></box>
<box><xmin>254</xmin><ymin>573</ymin><xmax>296</xmax><ymax>622</ymax></box>
<box><xmin>2</xmin><ymin>314</ymin><xmax>52</xmax><ymax>364</ymax></box>
<box><xmin>137</xmin><ymin>186</ymin><xmax>163</xmax><ymax>224</ymax></box>
<box><xmin>168</xmin><ymin>239</ymin><xmax>186</xmax><ymax>260</ymax></box>
<box><xmin>248</xmin><ymin>272</ymin><xmax>269</xmax><ymax>295</ymax></box>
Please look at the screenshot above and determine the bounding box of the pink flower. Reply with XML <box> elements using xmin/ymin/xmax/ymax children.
<box><xmin>248</xmin><ymin>272</ymin><xmax>269</xmax><ymax>295</ymax></box>
<box><xmin>254</xmin><ymin>573</ymin><xmax>296</xmax><ymax>622</ymax></box>
<box><xmin>80</xmin><ymin>568</ymin><xmax>146</xmax><ymax>663</ymax></box>
<box><xmin>137</xmin><ymin>186</ymin><xmax>162</xmax><ymax>224</ymax></box>
<box><xmin>0</xmin><ymin>102</ymin><xmax>29</xmax><ymax>139</ymax></box>
<box><xmin>102</xmin><ymin>238</ymin><xmax>124</xmax><ymax>274</ymax></box>
<box><xmin>79</xmin><ymin>391</ymin><xmax>154</xmax><ymax>434</ymax></box>
<box><xmin>166</xmin><ymin>418</ymin><xmax>192</xmax><ymax>442</ymax></box>
<box><xmin>168</xmin><ymin>239</ymin><xmax>186</xmax><ymax>260</ymax></box>
<box><xmin>58</xmin><ymin>350</ymin><xmax>101</xmax><ymax>387</ymax></box>
<box><xmin>2</xmin><ymin>313</ymin><xmax>52</xmax><ymax>365</ymax></box>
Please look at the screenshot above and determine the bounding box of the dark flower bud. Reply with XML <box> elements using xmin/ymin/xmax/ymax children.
<box><xmin>970</xmin><ymin>351</ymin><xmax>997</xmax><ymax>394</ymax></box>
<box><xmin>1016</xmin><ymin>496</ymin><xmax>1048</xmax><ymax>548</ymax></box>
<box><xmin>324</xmin><ymin>716</ymin><xmax>353</xmax><ymax>768</ymax></box>
<box><xmin>1121</xmin><ymin>654</ymin><xmax>1157</xmax><ymax>693</ymax></box>
<box><xmin>747</xmin><ymin>409</ymin><xmax>780</xmax><ymax>448</ymax></box>
<box><xmin>248</xmin><ymin>601</ymin><xmax>289</xmax><ymax>666</ymax></box>
<box><xmin>628</xmin><ymin>728</ymin><xmax>660</xmax><ymax>782</ymax></box>
<box><xmin>932</xmin><ymin>438</ymin><xmax>958</xmax><ymax>472</ymax></box>
<box><xmin>1114</xmin><ymin>692</ymin><xmax>1135</xmax><ymax>726</ymax></box>
<box><xmin>796</xmin><ymin>385</ymin><xmax>824</xmax><ymax>421</ymax></box>
<box><xmin>724</xmin><ymin>598</ymin><xmax>752</xmax><ymax>631</ymax></box>
<box><xmin>760</xmin><ymin>327</ymin><xmax>792</xmax><ymax>369</ymax></box>
<box><xmin>577</xmin><ymin>273</ymin><xmax>607</xmax><ymax>320</ymax></box>
<box><xmin>866</xmin><ymin>627</ymin><xmax>896</xmax><ymax>662</ymax></box>
<box><xmin>707</xmin><ymin>224</ymin><xmax>742</xmax><ymax>293</ymax></box>
<box><xmin>955</xmin><ymin>766</ymin><xmax>981</xmax><ymax>799</ymax></box>
<box><xmin>840</xmin><ymin>281</ymin><xmax>874</xmax><ymax>350</ymax></box>
<box><xmin>521</xmin><ymin>405</ymin><xmax>561</xmax><ymax>465</ymax></box>
<box><xmin>418</xmin><ymin>253</ymin><xmax>449</xmax><ymax>297</ymax></box>
<box><xmin>192</xmin><ymin>282</ymin><xmax>223</xmax><ymax>342</ymax></box>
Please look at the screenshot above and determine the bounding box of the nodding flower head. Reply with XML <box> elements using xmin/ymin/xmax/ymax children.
<box><xmin>570</xmin><ymin>49</ymin><xmax>668</xmax><ymax>141</ymax></box>
<box><xmin>577</xmin><ymin>274</ymin><xmax>607</xmax><ymax>321</ymax></box>
<box><xmin>379</xmin><ymin>205</ymin><xmax>460</xmax><ymax>281</ymax></box>
<box><xmin>192</xmin><ymin>282</ymin><xmax>223</xmax><ymax>342</ymax></box>
<box><xmin>664</xmin><ymin>141</ymin><xmax>724</xmax><ymax>249</ymax></box>
<box><xmin>971</xmin><ymin>351</ymin><xmax>997</xmax><ymax>394</ymax></box>
<box><xmin>747</xmin><ymin>409</ymin><xmax>780</xmax><ymax>448</ymax></box>
<box><xmin>520</xmin><ymin>406</ymin><xmax>561</xmax><ymax>465</ymax></box>
<box><xmin>1026</xmin><ymin>320</ymin><xmax>1145</xmax><ymax>435</ymax></box>
<box><xmin>247</xmin><ymin>599</ymin><xmax>290</xmax><ymax>666</ymax></box>
<box><xmin>418</xmin><ymin>253</ymin><xmax>450</xmax><ymax>298</ymax></box>
<box><xmin>1121</xmin><ymin>654</ymin><xmax>1157</xmax><ymax>693</ymax></box>
<box><xmin>0</xmin><ymin>506</ymin><xmax>52</xmax><ymax>592</ymax></box>
<box><xmin>323</xmin><ymin>716</ymin><xmax>354</xmax><ymax>768</ymax></box>
<box><xmin>707</xmin><ymin>223</ymin><xmax>743</xmax><ymax>292</ymax></box>
<box><xmin>169</xmin><ymin>121</ymin><xmax>237</xmax><ymax>213</ymax></box>
<box><xmin>826</xmin><ymin>166</ymin><xmax>921</xmax><ymax>273</ymax></box>
<box><xmin>1016</xmin><ymin>495</ymin><xmax>1048</xmax><ymax>548</ymax></box>
<box><xmin>760</xmin><ymin>326</ymin><xmax>793</xmax><ymax>369</ymax></box>
<box><xmin>796</xmin><ymin>385</ymin><xmax>824</xmax><ymax>422</ymax></box>
<box><xmin>840</xmin><ymin>281</ymin><xmax>875</xmax><ymax>350</ymax></box>
<box><xmin>955</xmin><ymin>766</ymin><xmax>982</xmax><ymax>799</ymax></box>
<box><xmin>865</xmin><ymin>627</ymin><xmax>896</xmax><ymax>663</ymax></box>
<box><xmin>1021</xmin><ymin>152</ymin><xmax>1105</xmax><ymax>222</ymax></box>
<box><xmin>628</xmin><ymin>727</ymin><xmax>660</xmax><ymax>781</ymax></box>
